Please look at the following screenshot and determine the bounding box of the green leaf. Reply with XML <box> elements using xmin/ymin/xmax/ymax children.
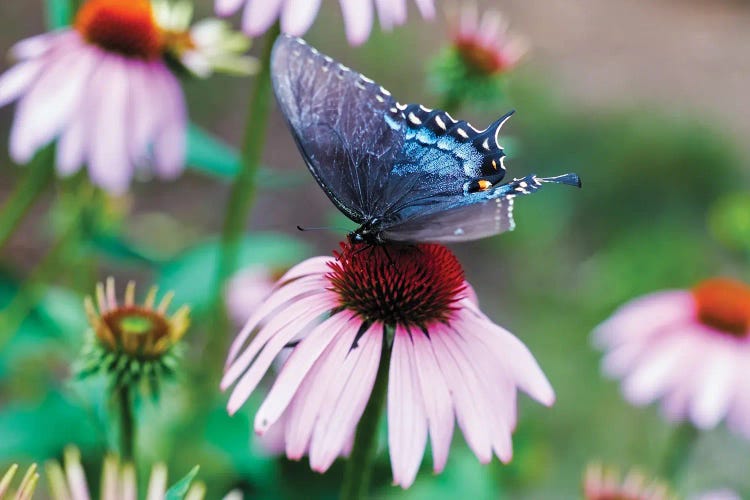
<box><xmin>165</xmin><ymin>466</ymin><xmax>200</xmax><ymax>500</ymax></box>
<box><xmin>186</xmin><ymin>124</ymin><xmax>308</xmax><ymax>189</ymax></box>
<box><xmin>45</xmin><ymin>0</ymin><xmax>72</xmax><ymax>29</ymax></box>
<box><xmin>157</xmin><ymin>233</ymin><xmax>310</xmax><ymax>314</ymax></box>
<box><xmin>0</xmin><ymin>389</ymin><xmax>103</xmax><ymax>462</ymax></box>
<box><xmin>186</xmin><ymin>124</ymin><xmax>240</xmax><ymax>178</ymax></box>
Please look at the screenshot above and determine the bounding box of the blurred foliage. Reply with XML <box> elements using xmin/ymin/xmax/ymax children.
<box><xmin>157</xmin><ymin>233</ymin><xmax>310</xmax><ymax>316</ymax></box>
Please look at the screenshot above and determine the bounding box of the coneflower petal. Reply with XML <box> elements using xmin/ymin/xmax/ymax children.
<box><xmin>255</xmin><ymin>312</ymin><xmax>353</xmax><ymax>432</ymax></box>
<box><xmin>309</xmin><ymin>322</ymin><xmax>383</xmax><ymax>472</ymax></box>
<box><xmin>388</xmin><ymin>328</ymin><xmax>428</xmax><ymax>488</ymax></box>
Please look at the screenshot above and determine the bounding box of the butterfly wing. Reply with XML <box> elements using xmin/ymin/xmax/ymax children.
<box><xmin>381</xmin><ymin>174</ymin><xmax>581</xmax><ymax>243</ymax></box>
<box><xmin>272</xmin><ymin>35</ymin><xmax>581</xmax><ymax>240</ymax></box>
<box><xmin>271</xmin><ymin>34</ymin><xmax>404</xmax><ymax>223</ymax></box>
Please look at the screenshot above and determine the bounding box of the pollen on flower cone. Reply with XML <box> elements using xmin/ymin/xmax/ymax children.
<box><xmin>327</xmin><ymin>243</ymin><xmax>466</xmax><ymax>327</ymax></box>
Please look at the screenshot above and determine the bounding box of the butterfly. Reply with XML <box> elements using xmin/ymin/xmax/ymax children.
<box><xmin>271</xmin><ymin>34</ymin><xmax>580</xmax><ymax>245</ymax></box>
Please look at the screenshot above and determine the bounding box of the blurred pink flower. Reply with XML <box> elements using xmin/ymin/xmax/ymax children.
<box><xmin>222</xmin><ymin>242</ymin><xmax>554</xmax><ymax>488</ymax></box>
<box><xmin>226</xmin><ymin>267</ymin><xmax>278</xmax><ymax>326</ymax></box>
<box><xmin>594</xmin><ymin>278</ymin><xmax>750</xmax><ymax>436</ymax></box>
<box><xmin>449</xmin><ymin>3</ymin><xmax>526</xmax><ymax>75</ymax></box>
<box><xmin>0</xmin><ymin>0</ymin><xmax>186</xmax><ymax>194</ymax></box>
<box><xmin>215</xmin><ymin>0</ymin><xmax>435</xmax><ymax>46</ymax></box>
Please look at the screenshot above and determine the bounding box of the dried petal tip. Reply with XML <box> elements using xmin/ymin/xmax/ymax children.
<box><xmin>45</xmin><ymin>447</ymin><xmax>207</xmax><ymax>500</ymax></box>
<box><xmin>1</xmin><ymin>463</ymin><xmax>39</xmax><ymax>500</ymax></box>
<box><xmin>79</xmin><ymin>278</ymin><xmax>190</xmax><ymax>391</ymax></box>
<box><xmin>328</xmin><ymin>243</ymin><xmax>466</xmax><ymax>327</ymax></box>
<box><xmin>583</xmin><ymin>463</ymin><xmax>675</xmax><ymax>500</ymax></box>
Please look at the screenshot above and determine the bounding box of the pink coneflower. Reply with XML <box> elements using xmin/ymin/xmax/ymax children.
<box><xmin>448</xmin><ymin>3</ymin><xmax>526</xmax><ymax>75</ymax></box>
<box><xmin>222</xmin><ymin>242</ymin><xmax>554</xmax><ymax>488</ymax></box>
<box><xmin>594</xmin><ymin>278</ymin><xmax>750</xmax><ymax>436</ymax></box>
<box><xmin>215</xmin><ymin>0</ymin><xmax>435</xmax><ymax>46</ymax></box>
<box><xmin>0</xmin><ymin>0</ymin><xmax>186</xmax><ymax>194</ymax></box>
<box><xmin>226</xmin><ymin>267</ymin><xmax>278</xmax><ymax>326</ymax></box>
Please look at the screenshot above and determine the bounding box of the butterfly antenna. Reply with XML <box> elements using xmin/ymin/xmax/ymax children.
<box><xmin>538</xmin><ymin>173</ymin><xmax>582</xmax><ymax>188</ymax></box>
<box><xmin>296</xmin><ymin>225</ymin><xmax>351</xmax><ymax>233</ymax></box>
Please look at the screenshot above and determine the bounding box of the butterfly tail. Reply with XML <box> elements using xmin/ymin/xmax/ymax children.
<box><xmin>538</xmin><ymin>173</ymin><xmax>582</xmax><ymax>188</ymax></box>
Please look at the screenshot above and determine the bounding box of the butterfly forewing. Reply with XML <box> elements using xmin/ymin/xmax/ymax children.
<box><xmin>271</xmin><ymin>35</ymin><xmax>404</xmax><ymax>222</ymax></box>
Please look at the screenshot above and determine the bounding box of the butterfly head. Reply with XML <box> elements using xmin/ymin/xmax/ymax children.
<box><xmin>348</xmin><ymin>218</ymin><xmax>386</xmax><ymax>246</ymax></box>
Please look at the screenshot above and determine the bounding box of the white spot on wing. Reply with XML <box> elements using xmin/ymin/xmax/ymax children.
<box><xmin>408</xmin><ymin>112</ymin><xmax>422</xmax><ymax>125</ymax></box>
<box><xmin>435</xmin><ymin>115</ymin><xmax>446</xmax><ymax>130</ymax></box>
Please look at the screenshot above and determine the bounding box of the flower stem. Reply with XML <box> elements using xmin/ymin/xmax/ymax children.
<box><xmin>659</xmin><ymin>423</ymin><xmax>699</xmax><ymax>483</ymax></box>
<box><xmin>117</xmin><ymin>384</ymin><xmax>135</xmax><ymax>461</ymax></box>
<box><xmin>208</xmin><ymin>25</ymin><xmax>280</xmax><ymax>370</ymax></box>
<box><xmin>341</xmin><ymin>333</ymin><xmax>391</xmax><ymax>500</ymax></box>
<box><xmin>0</xmin><ymin>148</ymin><xmax>54</xmax><ymax>252</ymax></box>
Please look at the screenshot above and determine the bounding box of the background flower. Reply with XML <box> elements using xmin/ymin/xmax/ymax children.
<box><xmin>594</xmin><ymin>278</ymin><xmax>750</xmax><ymax>437</ymax></box>
<box><xmin>215</xmin><ymin>0</ymin><xmax>435</xmax><ymax>46</ymax></box>
<box><xmin>0</xmin><ymin>0</ymin><xmax>187</xmax><ymax>193</ymax></box>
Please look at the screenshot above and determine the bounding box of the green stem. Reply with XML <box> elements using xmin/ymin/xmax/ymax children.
<box><xmin>0</xmin><ymin>149</ymin><xmax>54</xmax><ymax>252</ymax></box>
<box><xmin>208</xmin><ymin>25</ymin><xmax>280</xmax><ymax>367</ymax></box>
<box><xmin>341</xmin><ymin>333</ymin><xmax>391</xmax><ymax>500</ymax></box>
<box><xmin>117</xmin><ymin>384</ymin><xmax>135</xmax><ymax>461</ymax></box>
<box><xmin>658</xmin><ymin>423</ymin><xmax>699</xmax><ymax>483</ymax></box>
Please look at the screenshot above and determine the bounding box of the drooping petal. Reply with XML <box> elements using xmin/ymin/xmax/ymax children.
<box><xmin>620</xmin><ymin>329</ymin><xmax>701</xmax><ymax>406</ymax></box>
<box><xmin>215</xmin><ymin>0</ymin><xmax>246</xmax><ymax>17</ymax></box>
<box><xmin>0</xmin><ymin>60</ymin><xmax>42</xmax><ymax>108</ymax></box>
<box><xmin>281</xmin><ymin>0</ymin><xmax>322</xmax><ymax>36</ymax></box>
<box><xmin>10</xmin><ymin>41</ymin><xmax>96</xmax><ymax>164</ymax></box>
<box><xmin>688</xmin><ymin>336</ymin><xmax>739</xmax><ymax>429</ymax></box>
<box><xmin>284</xmin><ymin>322</ymin><xmax>360</xmax><ymax>459</ymax></box>
<box><xmin>226</xmin><ymin>278</ymin><xmax>331</xmax><ymax>365</ymax></box>
<box><xmin>255</xmin><ymin>312</ymin><xmax>354</xmax><ymax>432</ymax></box>
<box><xmin>9</xmin><ymin>31</ymin><xmax>61</xmax><ymax>60</ymax></box>
<box><xmin>242</xmin><ymin>0</ymin><xmax>285</xmax><ymax>37</ymax></box>
<box><xmin>125</xmin><ymin>60</ymin><xmax>160</xmax><ymax>166</ymax></box>
<box><xmin>277</xmin><ymin>256</ymin><xmax>332</xmax><ymax>284</ymax></box>
<box><xmin>339</xmin><ymin>0</ymin><xmax>374</xmax><ymax>46</ymax></box>
<box><xmin>374</xmin><ymin>0</ymin><xmax>405</xmax><ymax>30</ymax></box>
<box><xmin>309</xmin><ymin>323</ymin><xmax>383</xmax><ymax>472</ymax></box>
<box><xmin>593</xmin><ymin>291</ymin><xmax>693</xmax><ymax>348</ymax></box>
<box><xmin>410</xmin><ymin>330</ymin><xmax>454</xmax><ymax>473</ymax></box>
<box><xmin>413</xmin><ymin>0</ymin><xmax>435</xmax><ymax>19</ymax></box>
<box><xmin>430</xmin><ymin>327</ymin><xmax>493</xmax><ymax>463</ymax></box>
<box><xmin>223</xmin><ymin>294</ymin><xmax>330</xmax><ymax>409</ymax></box>
<box><xmin>460</xmin><ymin>309</ymin><xmax>554</xmax><ymax>406</ymax></box>
<box><xmin>388</xmin><ymin>328</ymin><xmax>428</xmax><ymax>488</ymax></box>
<box><xmin>445</xmin><ymin>329</ymin><xmax>513</xmax><ymax>462</ymax></box>
<box><xmin>152</xmin><ymin>67</ymin><xmax>187</xmax><ymax>178</ymax></box>
<box><xmin>86</xmin><ymin>55</ymin><xmax>132</xmax><ymax>194</ymax></box>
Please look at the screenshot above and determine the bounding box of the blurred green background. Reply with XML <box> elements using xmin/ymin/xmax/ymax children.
<box><xmin>2</xmin><ymin>0</ymin><xmax>750</xmax><ymax>498</ymax></box>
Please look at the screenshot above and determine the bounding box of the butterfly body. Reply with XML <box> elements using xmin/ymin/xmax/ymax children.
<box><xmin>271</xmin><ymin>35</ymin><xmax>580</xmax><ymax>244</ymax></box>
